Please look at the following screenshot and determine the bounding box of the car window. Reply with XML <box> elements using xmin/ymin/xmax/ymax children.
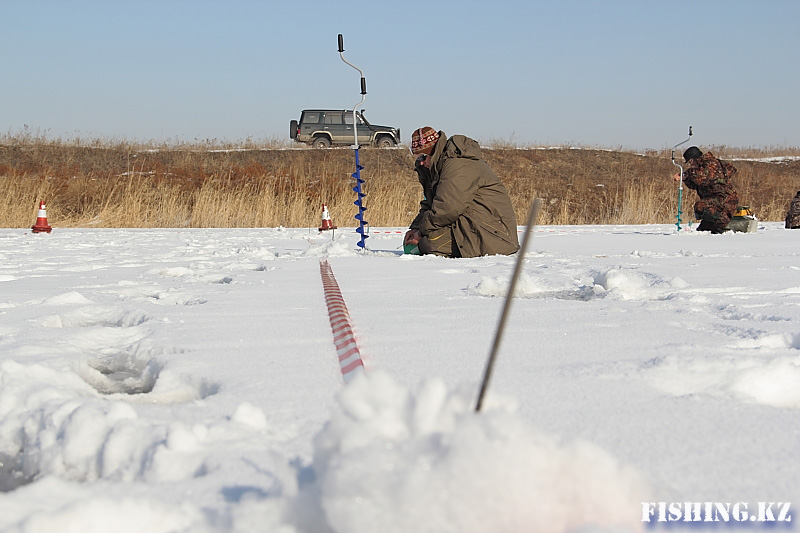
<box><xmin>301</xmin><ymin>112</ymin><xmax>321</xmax><ymax>124</ymax></box>
<box><xmin>344</xmin><ymin>112</ymin><xmax>367</xmax><ymax>125</ymax></box>
<box><xmin>324</xmin><ymin>112</ymin><xmax>343</xmax><ymax>125</ymax></box>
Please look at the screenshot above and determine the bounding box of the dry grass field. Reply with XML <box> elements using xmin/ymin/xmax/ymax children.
<box><xmin>1</xmin><ymin>135</ymin><xmax>798</xmax><ymax>229</ymax></box>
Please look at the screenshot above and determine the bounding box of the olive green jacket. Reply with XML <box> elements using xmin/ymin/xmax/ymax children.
<box><xmin>411</xmin><ymin>132</ymin><xmax>519</xmax><ymax>258</ymax></box>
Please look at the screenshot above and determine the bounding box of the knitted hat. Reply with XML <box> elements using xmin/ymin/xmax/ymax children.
<box><xmin>411</xmin><ymin>127</ymin><xmax>439</xmax><ymax>156</ymax></box>
<box><xmin>683</xmin><ymin>146</ymin><xmax>703</xmax><ymax>162</ymax></box>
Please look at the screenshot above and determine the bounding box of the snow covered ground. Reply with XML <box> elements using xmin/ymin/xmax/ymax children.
<box><xmin>1</xmin><ymin>222</ymin><xmax>798</xmax><ymax>532</ymax></box>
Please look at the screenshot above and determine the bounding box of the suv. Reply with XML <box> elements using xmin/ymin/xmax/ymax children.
<box><xmin>290</xmin><ymin>109</ymin><xmax>400</xmax><ymax>148</ymax></box>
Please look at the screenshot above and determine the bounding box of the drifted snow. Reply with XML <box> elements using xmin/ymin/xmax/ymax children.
<box><xmin>0</xmin><ymin>223</ymin><xmax>798</xmax><ymax>532</ymax></box>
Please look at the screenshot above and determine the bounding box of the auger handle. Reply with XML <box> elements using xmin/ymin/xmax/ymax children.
<box><xmin>337</xmin><ymin>33</ymin><xmax>366</xmax><ymax>148</ymax></box>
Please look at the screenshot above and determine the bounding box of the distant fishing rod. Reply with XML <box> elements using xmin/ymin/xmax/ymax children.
<box><xmin>671</xmin><ymin>126</ymin><xmax>692</xmax><ymax>231</ymax></box>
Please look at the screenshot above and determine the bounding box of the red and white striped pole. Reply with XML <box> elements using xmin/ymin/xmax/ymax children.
<box><xmin>319</xmin><ymin>259</ymin><xmax>365</xmax><ymax>382</ymax></box>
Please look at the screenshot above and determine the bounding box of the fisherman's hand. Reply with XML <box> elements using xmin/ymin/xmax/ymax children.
<box><xmin>404</xmin><ymin>229</ymin><xmax>420</xmax><ymax>245</ymax></box>
<box><xmin>672</xmin><ymin>173</ymin><xmax>682</xmax><ymax>181</ymax></box>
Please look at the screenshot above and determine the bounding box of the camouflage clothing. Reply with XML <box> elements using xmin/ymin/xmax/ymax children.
<box><xmin>786</xmin><ymin>192</ymin><xmax>800</xmax><ymax>229</ymax></box>
<box><xmin>682</xmin><ymin>152</ymin><xmax>739</xmax><ymax>234</ymax></box>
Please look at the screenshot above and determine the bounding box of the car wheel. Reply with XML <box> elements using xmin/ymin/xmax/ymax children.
<box><xmin>312</xmin><ymin>136</ymin><xmax>331</xmax><ymax>149</ymax></box>
<box><xmin>376</xmin><ymin>135</ymin><xmax>396</xmax><ymax>148</ymax></box>
<box><xmin>290</xmin><ymin>120</ymin><xmax>298</xmax><ymax>140</ymax></box>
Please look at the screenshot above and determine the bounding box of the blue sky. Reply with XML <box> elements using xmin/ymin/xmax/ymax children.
<box><xmin>2</xmin><ymin>0</ymin><xmax>798</xmax><ymax>149</ymax></box>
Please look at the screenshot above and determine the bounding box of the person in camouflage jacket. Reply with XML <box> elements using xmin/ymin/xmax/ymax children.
<box><xmin>786</xmin><ymin>191</ymin><xmax>800</xmax><ymax>229</ymax></box>
<box><xmin>677</xmin><ymin>147</ymin><xmax>739</xmax><ymax>234</ymax></box>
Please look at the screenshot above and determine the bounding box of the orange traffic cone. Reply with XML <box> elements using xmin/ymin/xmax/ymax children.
<box><xmin>319</xmin><ymin>203</ymin><xmax>337</xmax><ymax>232</ymax></box>
<box><xmin>31</xmin><ymin>200</ymin><xmax>53</xmax><ymax>234</ymax></box>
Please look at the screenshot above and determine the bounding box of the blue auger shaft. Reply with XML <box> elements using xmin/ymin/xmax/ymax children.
<box><xmin>352</xmin><ymin>148</ymin><xmax>368</xmax><ymax>249</ymax></box>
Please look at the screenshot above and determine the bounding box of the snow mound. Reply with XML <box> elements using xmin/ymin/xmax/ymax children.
<box><xmin>296</xmin><ymin>370</ymin><xmax>647</xmax><ymax>533</ymax></box>
<box><xmin>232</xmin><ymin>402</ymin><xmax>268</xmax><ymax>430</ymax></box>
<box><xmin>1</xmin><ymin>363</ymin><xmax>647</xmax><ymax>532</ymax></box>
<box><xmin>42</xmin><ymin>292</ymin><xmax>94</xmax><ymax>306</ymax></box>
<box><xmin>470</xmin><ymin>267</ymin><xmax>685</xmax><ymax>301</ymax></box>
<box><xmin>296</xmin><ymin>240</ymin><xmax>361</xmax><ymax>258</ymax></box>
<box><xmin>591</xmin><ymin>268</ymin><xmax>685</xmax><ymax>300</ymax></box>
<box><xmin>3</xmin><ymin>479</ymin><xmax>204</xmax><ymax>533</ymax></box>
<box><xmin>642</xmin><ymin>333</ymin><xmax>800</xmax><ymax>409</ymax></box>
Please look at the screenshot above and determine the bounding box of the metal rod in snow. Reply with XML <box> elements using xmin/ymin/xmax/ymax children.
<box><xmin>671</xmin><ymin>126</ymin><xmax>693</xmax><ymax>230</ymax></box>
<box><xmin>475</xmin><ymin>197</ymin><xmax>542</xmax><ymax>412</ymax></box>
<box><xmin>338</xmin><ymin>34</ymin><xmax>366</xmax><ymax>149</ymax></box>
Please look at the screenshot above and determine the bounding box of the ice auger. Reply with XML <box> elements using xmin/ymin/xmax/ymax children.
<box><xmin>338</xmin><ymin>34</ymin><xmax>369</xmax><ymax>249</ymax></box>
<box><xmin>671</xmin><ymin>126</ymin><xmax>693</xmax><ymax>231</ymax></box>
